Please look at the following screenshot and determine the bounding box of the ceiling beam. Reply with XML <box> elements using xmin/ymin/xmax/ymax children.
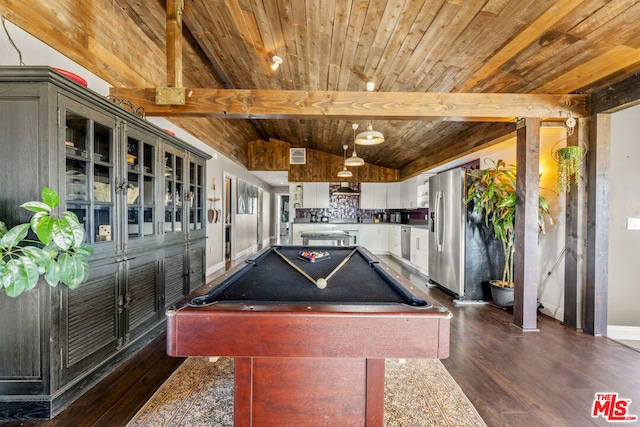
<box><xmin>155</xmin><ymin>0</ymin><xmax>186</xmax><ymax>105</ymax></box>
<box><xmin>399</xmin><ymin>122</ymin><xmax>516</xmax><ymax>179</ymax></box>
<box><xmin>108</xmin><ymin>87</ymin><xmax>586</xmax><ymax>121</ymax></box>
<box><xmin>166</xmin><ymin>0</ymin><xmax>184</xmax><ymax>88</ymax></box>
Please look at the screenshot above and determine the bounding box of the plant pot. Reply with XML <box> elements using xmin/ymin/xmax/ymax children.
<box><xmin>490</xmin><ymin>280</ymin><xmax>514</xmax><ymax>307</ymax></box>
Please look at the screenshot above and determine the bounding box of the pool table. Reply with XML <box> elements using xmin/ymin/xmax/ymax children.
<box><xmin>166</xmin><ymin>245</ymin><xmax>450</xmax><ymax>427</ymax></box>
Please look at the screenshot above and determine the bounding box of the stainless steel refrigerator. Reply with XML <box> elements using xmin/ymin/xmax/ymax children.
<box><xmin>428</xmin><ymin>168</ymin><xmax>504</xmax><ymax>301</ymax></box>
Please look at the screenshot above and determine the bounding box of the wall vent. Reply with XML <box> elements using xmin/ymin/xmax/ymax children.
<box><xmin>289</xmin><ymin>148</ymin><xmax>306</xmax><ymax>165</ymax></box>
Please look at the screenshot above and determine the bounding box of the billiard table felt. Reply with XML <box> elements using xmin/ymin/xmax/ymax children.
<box><xmin>191</xmin><ymin>246</ymin><xmax>429</xmax><ymax>306</ymax></box>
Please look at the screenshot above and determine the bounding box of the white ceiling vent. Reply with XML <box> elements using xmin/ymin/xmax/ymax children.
<box><xmin>289</xmin><ymin>148</ymin><xmax>306</xmax><ymax>165</ymax></box>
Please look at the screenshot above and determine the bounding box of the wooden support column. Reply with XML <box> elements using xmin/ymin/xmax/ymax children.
<box><xmin>166</xmin><ymin>0</ymin><xmax>183</xmax><ymax>88</ymax></box>
<box><xmin>514</xmin><ymin>118</ymin><xmax>540</xmax><ymax>331</ymax></box>
<box><xmin>563</xmin><ymin>118</ymin><xmax>588</xmax><ymax>329</ymax></box>
<box><xmin>584</xmin><ymin>114</ymin><xmax>611</xmax><ymax>336</ymax></box>
<box><xmin>156</xmin><ymin>0</ymin><xmax>186</xmax><ymax>105</ymax></box>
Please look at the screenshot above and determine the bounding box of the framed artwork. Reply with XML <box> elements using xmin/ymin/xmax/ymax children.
<box><xmin>237</xmin><ymin>179</ymin><xmax>246</xmax><ymax>214</ymax></box>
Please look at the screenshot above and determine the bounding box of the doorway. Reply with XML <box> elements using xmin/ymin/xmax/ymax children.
<box><xmin>257</xmin><ymin>188</ymin><xmax>263</xmax><ymax>245</ymax></box>
<box><xmin>277</xmin><ymin>193</ymin><xmax>290</xmax><ymax>244</ymax></box>
<box><xmin>224</xmin><ymin>176</ymin><xmax>232</xmax><ymax>261</ymax></box>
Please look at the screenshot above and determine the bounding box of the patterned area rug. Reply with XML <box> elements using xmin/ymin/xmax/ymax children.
<box><xmin>128</xmin><ymin>357</ymin><xmax>486</xmax><ymax>427</ymax></box>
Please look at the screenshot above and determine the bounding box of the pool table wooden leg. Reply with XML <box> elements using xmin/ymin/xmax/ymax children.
<box><xmin>233</xmin><ymin>356</ymin><xmax>385</xmax><ymax>426</ymax></box>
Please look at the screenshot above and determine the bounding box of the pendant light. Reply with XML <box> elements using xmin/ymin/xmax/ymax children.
<box><xmin>355</xmin><ymin>122</ymin><xmax>385</xmax><ymax>145</ymax></box>
<box><xmin>344</xmin><ymin>124</ymin><xmax>365</xmax><ymax>167</ymax></box>
<box><xmin>337</xmin><ymin>144</ymin><xmax>353</xmax><ymax>178</ymax></box>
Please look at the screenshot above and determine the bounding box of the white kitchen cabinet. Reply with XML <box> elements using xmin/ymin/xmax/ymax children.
<box><xmin>359</xmin><ymin>224</ymin><xmax>388</xmax><ymax>253</ymax></box>
<box><xmin>387</xmin><ymin>178</ymin><xmax>419</xmax><ymax>208</ymax></box>
<box><xmin>386</xmin><ymin>182</ymin><xmax>402</xmax><ymax>208</ymax></box>
<box><xmin>360</xmin><ymin>183</ymin><xmax>388</xmax><ymax>209</ymax></box>
<box><xmin>410</xmin><ymin>227</ymin><xmax>429</xmax><ymax>275</ymax></box>
<box><xmin>302</xmin><ymin>182</ymin><xmax>329</xmax><ymax>208</ymax></box>
<box><xmin>388</xmin><ymin>225</ymin><xmax>402</xmax><ymax>256</ymax></box>
<box><xmin>400</xmin><ymin>177</ymin><xmax>418</xmax><ymax>208</ymax></box>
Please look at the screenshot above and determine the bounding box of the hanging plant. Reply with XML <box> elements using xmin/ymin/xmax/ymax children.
<box><xmin>555</xmin><ymin>145</ymin><xmax>584</xmax><ymax>193</ymax></box>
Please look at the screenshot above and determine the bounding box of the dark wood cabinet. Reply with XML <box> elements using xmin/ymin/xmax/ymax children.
<box><xmin>0</xmin><ymin>67</ymin><xmax>209</xmax><ymax>419</ymax></box>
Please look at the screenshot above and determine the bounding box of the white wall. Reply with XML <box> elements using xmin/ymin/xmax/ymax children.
<box><xmin>609</xmin><ymin>104</ymin><xmax>640</xmax><ymax>331</ymax></box>
<box><xmin>0</xmin><ymin>21</ymin><xmax>274</xmax><ymax>279</ymax></box>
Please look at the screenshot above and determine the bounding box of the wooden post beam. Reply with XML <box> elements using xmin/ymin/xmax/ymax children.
<box><xmin>108</xmin><ymin>87</ymin><xmax>587</xmax><ymax>120</ymax></box>
<box><xmin>157</xmin><ymin>0</ymin><xmax>185</xmax><ymax>105</ymax></box>
<box><xmin>584</xmin><ymin>114</ymin><xmax>611</xmax><ymax>336</ymax></box>
<box><xmin>513</xmin><ymin>117</ymin><xmax>541</xmax><ymax>331</ymax></box>
<box><xmin>563</xmin><ymin>118</ymin><xmax>587</xmax><ymax>329</ymax></box>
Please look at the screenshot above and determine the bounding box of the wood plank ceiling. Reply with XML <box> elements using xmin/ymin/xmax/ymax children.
<box><xmin>168</xmin><ymin>0</ymin><xmax>640</xmax><ymax>176</ymax></box>
<box><xmin>7</xmin><ymin>0</ymin><xmax>640</xmax><ymax>179</ymax></box>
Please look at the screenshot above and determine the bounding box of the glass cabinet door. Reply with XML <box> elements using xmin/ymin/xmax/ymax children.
<box><xmin>188</xmin><ymin>160</ymin><xmax>205</xmax><ymax>231</ymax></box>
<box><xmin>125</xmin><ymin>129</ymin><xmax>157</xmax><ymax>242</ymax></box>
<box><xmin>164</xmin><ymin>150</ymin><xmax>185</xmax><ymax>234</ymax></box>
<box><xmin>62</xmin><ymin>98</ymin><xmax>115</xmax><ymax>252</ymax></box>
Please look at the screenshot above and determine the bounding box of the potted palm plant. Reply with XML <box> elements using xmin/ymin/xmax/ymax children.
<box><xmin>0</xmin><ymin>187</ymin><xmax>93</xmax><ymax>297</ymax></box>
<box><xmin>466</xmin><ymin>160</ymin><xmax>552</xmax><ymax>306</ymax></box>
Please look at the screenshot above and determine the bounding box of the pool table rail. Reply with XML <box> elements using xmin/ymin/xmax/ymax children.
<box><xmin>166</xmin><ymin>307</ymin><xmax>450</xmax><ymax>359</ymax></box>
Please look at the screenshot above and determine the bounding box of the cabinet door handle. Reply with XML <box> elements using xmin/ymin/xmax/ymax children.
<box><xmin>416</xmin><ymin>237</ymin><xmax>420</xmax><ymax>251</ymax></box>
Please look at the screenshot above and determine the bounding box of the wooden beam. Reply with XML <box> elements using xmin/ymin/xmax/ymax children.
<box><xmin>564</xmin><ymin>118</ymin><xmax>587</xmax><ymax>330</ymax></box>
<box><xmin>513</xmin><ymin>117</ymin><xmax>541</xmax><ymax>331</ymax></box>
<box><xmin>399</xmin><ymin>122</ymin><xmax>516</xmax><ymax>179</ymax></box>
<box><xmin>166</xmin><ymin>0</ymin><xmax>184</xmax><ymax>88</ymax></box>
<box><xmin>584</xmin><ymin>114</ymin><xmax>610</xmax><ymax>336</ymax></box>
<box><xmin>156</xmin><ymin>0</ymin><xmax>186</xmax><ymax>105</ymax></box>
<box><xmin>108</xmin><ymin>87</ymin><xmax>587</xmax><ymax>120</ymax></box>
<box><xmin>589</xmin><ymin>72</ymin><xmax>640</xmax><ymax>115</ymax></box>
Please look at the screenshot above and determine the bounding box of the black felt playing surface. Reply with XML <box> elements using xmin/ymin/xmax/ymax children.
<box><xmin>192</xmin><ymin>246</ymin><xmax>429</xmax><ymax>306</ymax></box>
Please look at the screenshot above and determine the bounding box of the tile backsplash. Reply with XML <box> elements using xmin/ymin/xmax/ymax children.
<box><xmin>295</xmin><ymin>182</ymin><xmax>429</xmax><ymax>222</ymax></box>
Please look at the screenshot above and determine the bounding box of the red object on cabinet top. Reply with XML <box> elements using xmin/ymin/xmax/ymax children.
<box><xmin>53</xmin><ymin>68</ymin><xmax>88</xmax><ymax>87</ymax></box>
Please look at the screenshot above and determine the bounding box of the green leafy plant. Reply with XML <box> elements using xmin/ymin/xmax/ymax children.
<box><xmin>466</xmin><ymin>160</ymin><xmax>552</xmax><ymax>288</ymax></box>
<box><xmin>0</xmin><ymin>187</ymin><xmax>93</xmax><ymax>297</ymax></box>
<box><xmin>555</xmin><ymin>146</ymin><xmax>584</xmax><ymax>193</ymax></box>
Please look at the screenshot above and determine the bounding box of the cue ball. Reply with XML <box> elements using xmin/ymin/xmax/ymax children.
<box><xmin>316</xmin><ymin>278</ymin><xmax>327</xmax><ymax>289</ymax></box>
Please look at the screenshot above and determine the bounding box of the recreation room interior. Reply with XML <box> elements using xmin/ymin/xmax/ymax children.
<box><xmin>1</xmin><ymin>1</ymin><xmax>640</xmax><ymax>426</ymax></box>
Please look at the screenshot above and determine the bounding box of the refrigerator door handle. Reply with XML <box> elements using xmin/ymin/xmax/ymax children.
<box><xmin>436</xmin><ymin>190</ymin><xmax>445</xmax><ymax>252</ymax></box>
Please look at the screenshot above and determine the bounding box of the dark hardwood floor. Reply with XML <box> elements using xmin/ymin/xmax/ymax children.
<box><xmin>3</xmin><ymin>249</ymin><xmax>639</xmax><ymax>427</ymax></box>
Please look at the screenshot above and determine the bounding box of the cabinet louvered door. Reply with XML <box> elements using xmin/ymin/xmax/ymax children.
<box><xmin>61</xmin><ymin>263</ymin><xmax>119</xmax><ymax>385</ymax></box>
<box><xmin>163</xmin><ymin>245</ymin><xmax>186</xmax><ymax>307</ymax></box>
<box><xmin>124</xmin><ymin>253</ymin><xmax>160</xmax><ymax>342</ymax></box>
<box><xmin>188</xmin><ymin>241</ymin><xmax>205</xmax><ymax>293</ymax></box>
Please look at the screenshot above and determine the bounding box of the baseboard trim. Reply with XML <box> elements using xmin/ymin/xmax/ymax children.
<box><xmin>607</xmin><ymin>325</ymin><xmax>640</xmax><ymax>340</ymax></box>
<box><xmin>206</xmin><ymin>261</ymin><xmax>225</xmax><ymax>281</ymax></box>
<box><xmin>235</xmin><ymin>244</ymin><xmax>258</xmax><ymax>260</ymax></box>
<box><xmin>537</xmin><ymin>300</ymin><xmax>564</xmax><ymax>322</ymax></box>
